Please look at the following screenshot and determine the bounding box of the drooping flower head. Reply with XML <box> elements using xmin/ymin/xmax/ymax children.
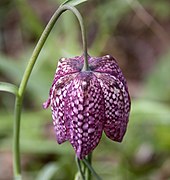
<box><xmin>43</xmin><ymin>55</ymin><xmax>131</xmax><ymax>159</ymax></box>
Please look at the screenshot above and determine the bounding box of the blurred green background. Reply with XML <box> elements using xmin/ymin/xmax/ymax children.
<box><xmin>0</xmin><ymin>0</ymin><xmax>170</xmax><ymax>179</ymax></box>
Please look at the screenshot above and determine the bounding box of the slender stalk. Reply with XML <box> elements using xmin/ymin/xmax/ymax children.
<box><xmin>13</xmin><ymin>4</ymin><xmax>88</xmax><ymax>179</ymax></box>
<box><xmin>13</xmin><ymin>96</ymin><xmax>22</xmax><ymax>180</ymax></box>
<box><xmin>82</xmin><ymin>158</ymin><xmax>86</xmax><ymax>175</ymax></box>
<box><xmin>76</xmin><ymin>157</ymin><xmax>86</xmax><ymax>180</ymax></box>
<box><xmin>18</xmin><ymin>5</ymin><xmax>88</xmax><ymax>97</ymax></box>
<box><xmin>87</xmin><ymin>153</ymin><xmax>92</xmax><ymax>180</ymax></box>
<box><xmin>83</xmin><ymin>158</ymin><xmax>102</xmax><ymax>180</ymax></box>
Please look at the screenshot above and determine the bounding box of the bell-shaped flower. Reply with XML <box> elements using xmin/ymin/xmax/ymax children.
<box><xmin>43</xmin><ymin>55</ymin><xmax>131</xmax><ymax>159</ymax></box>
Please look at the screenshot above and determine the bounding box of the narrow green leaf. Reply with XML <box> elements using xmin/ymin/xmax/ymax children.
<box><xmin>61</xmin><ymin>0</ymin><xmax>87</xmax><ymax>7</ymax></box>
<box><xmin>0</xmin><ymin>82</ymin><xmax>18</xmax><ymax>96</ymax></box>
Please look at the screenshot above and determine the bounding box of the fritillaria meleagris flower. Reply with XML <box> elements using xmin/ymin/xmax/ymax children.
<box><xmin>43</xmin><ymin>55</ymin><xmax>131</xmax><ymax>159</ymax></box>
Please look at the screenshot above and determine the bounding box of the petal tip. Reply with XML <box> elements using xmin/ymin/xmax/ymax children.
<box><xmin>42</xmin><ymin>98</ymin><xmax>51</xmax><ymax>109</ymax></box>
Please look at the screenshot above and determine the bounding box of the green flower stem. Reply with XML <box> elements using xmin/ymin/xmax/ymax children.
<box><xmin>87</xmin><ymin>153</ymin><xmax>92</xmax><ymax>180</ymax></box>
<box><xmin>82</xmin><ymin>158</ymin><xmax>86</xmax><ymax>175</ymax></box>
<box><xmin>13</xmin><ymin>4</ymin><xmax>88</xmax><ymax>179</ymax></box>
<box><xmin>76</xmin><ymin>157</ymin><xmax>85</xmax><ymax>180</ymax></box>
<box><xmin>13</xmin><ymin>96</ymin><xmax>22</xmax><ymax>180</ymax></box>
<box><xmin>83</xmin><ymin>158</ymin><xmax>102</xmax><ymax>180</ymax></box>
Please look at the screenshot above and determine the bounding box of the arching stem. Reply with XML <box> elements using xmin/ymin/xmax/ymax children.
<box><xmin>13</xmin><ymin>4</ymin><xmax>88</xmax><ymax>179</ymax></box>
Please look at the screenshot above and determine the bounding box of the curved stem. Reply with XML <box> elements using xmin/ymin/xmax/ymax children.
<box><xmin>18</xmin><ymin>4</ymin><xmax>88</xmax><ymax>97</ymax></box>
<box><xmin>13</xmin><ymin>4</ymin><xmax>88</xmax><ymax>179</ymax></box>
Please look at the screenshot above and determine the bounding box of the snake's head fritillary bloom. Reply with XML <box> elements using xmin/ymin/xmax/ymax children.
<box><xmin>43</xmin><ymin>55</ymin><xmax>131</xmax><ymax>159</ymax></box>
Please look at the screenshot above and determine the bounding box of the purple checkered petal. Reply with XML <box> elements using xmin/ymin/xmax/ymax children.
<box><xmin>44</xmin><ymin>73</ymin><xmax>78</xmax><ymax>143</ymax></box>
<box><xmin>43</xmin><ymin>56</ymin><xmax>83</xmax><ymax>109</ymax></box>
<box><xmin>55</xmin><ymin>56</ymin><xmax>83</xmax><ymax>78</ymax></box>
<box><xmin>43</xmin><ymin>54</ymin><xmax>131</xmax><ymax>158</ymax></box>
<box><xmin>89</xmin><ymin>55</ymin><xmax>127</xmax><ymax>87</ymax></box>
<box><xmin>65</xmin><ymin>72</ymin><xmax>104</xmax><ymax>159</ymax></box>
<box><xmin>95</xmin><ymin>72</ymin><xmax>130</xmax><ymax>142</ymax></box>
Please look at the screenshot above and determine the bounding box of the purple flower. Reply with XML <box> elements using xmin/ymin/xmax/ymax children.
<box><xmin>43</xmin><ymin>55</ymin><xmax>131</xmax><ymax>159</ymax></box>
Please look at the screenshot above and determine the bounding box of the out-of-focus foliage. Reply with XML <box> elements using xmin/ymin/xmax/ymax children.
<box><xmin>0</xmin><ymin>0</ymin><xmax>170</xmax><ymax>179</ymax></box>
<box><xmin>144</xmin><ymin>52</ymin><xmax>170</xmax><ymax>102</ymax></box>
